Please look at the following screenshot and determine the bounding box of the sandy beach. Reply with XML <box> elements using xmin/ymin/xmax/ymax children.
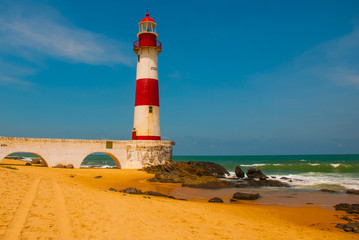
<box><xmin>0</xmin><ymin>160</ymin><xmax>358</xmax><ymax>240</ymax></box>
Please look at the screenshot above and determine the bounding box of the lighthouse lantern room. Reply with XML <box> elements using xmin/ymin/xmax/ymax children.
<box><xmin>132</xmin><ymin>12</ymin><xmax>162</xmax><ymax>140</ymax></box>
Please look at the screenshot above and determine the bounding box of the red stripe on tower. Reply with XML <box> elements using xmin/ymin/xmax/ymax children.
<box><xmin>135</xmin><ymin>78</ymin><xmax>159</xmax><ymax>106</ymax></box>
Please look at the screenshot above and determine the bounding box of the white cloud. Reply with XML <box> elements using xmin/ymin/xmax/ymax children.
<box><xmin>0</xmin><ymin>75</ymin><xmax>31</xmax><ymax>86</ymax></box>
<box><xmin>0</xmin><ymin>4</ymin><xmax>131</xmax><ymax>65</ymax></box>
<box><xmin>0</xmin><ymin>1</ymin><xmax>132</xmax><ymax>86</ymax></box>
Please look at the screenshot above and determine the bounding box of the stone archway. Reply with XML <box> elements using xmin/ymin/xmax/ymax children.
<box><xmin>0</xmin><ymin>152</ymin><xmax>48</xmax><ymax>167</ymax></box>
<box><xmin>80</xmin><ymin>152</ymin><xmax>121</xmax><ymax>169</ymax></box>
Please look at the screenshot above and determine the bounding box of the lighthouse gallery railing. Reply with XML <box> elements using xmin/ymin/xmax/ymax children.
<box><xmin>133</xmin><ymin>40</ymin><xmax>162</xmax><ymax>51</ymax></box>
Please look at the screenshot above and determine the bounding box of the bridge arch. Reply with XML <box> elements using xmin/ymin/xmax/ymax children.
<box><xmin>80</xmin><ymin>152</ymin><xmax>121</xmax><ymax>169</ymax></box>
<box><xmin>0</xmin><ymin>152</ymin><xmax>48</xmax><ymax>167</ymax></box>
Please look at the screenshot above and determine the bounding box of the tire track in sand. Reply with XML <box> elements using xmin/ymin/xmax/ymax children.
<box><xmin>3</xmin><ymin>177</ymin><xmax>41</xmax><ymax>240</ymax></box>
<box><xmin>52</xmin><ymin>178</ymin><xmax>74</xmax><ymax>240</ymax></box>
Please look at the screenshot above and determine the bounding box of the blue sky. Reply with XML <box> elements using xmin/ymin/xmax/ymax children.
<box><xmin>0</xmin><ymin>0</ymin><xmax>358</xmax><ymax>155</ymax></box>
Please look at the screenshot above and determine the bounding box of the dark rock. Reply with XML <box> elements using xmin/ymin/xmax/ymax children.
<box><xmin>341</xmin><ymin>222</ymin><xmax>359</xmax><ymax>233</ymax></box>
<box><xmin>235</xmin><ymin>166</ymin><xmax>245</xmax><ymax>178</ymax></box>
<box><xmin>235</xmin><ymin>179</ymin><xmax>289</xmax><ymax>188</ymax></box>
<box><xmin>70</xmin><ymin>174</ymin><xmax>75</xmax><ymax>178</ymax></box>
<box><xmin>280</xmin><ymin>177</ymin><xmax>291</xmax><ymax>180</ymax></box>
<box><xmin>143</xmin><ymin>161</ymin><xmax>229</xmax><ymax>178</ymax></box>
<box><xmin>341</xmin><ymin>215</ymin><xmax>353</xmax><ymax>221</ymax></box>
<box><xmin>334</xmin><ymin>203</ymin><xmax>359</xmax><ymax>214</ymax></box>
<box><xmin>319</xmin><ymin>189</ymin><xmax>337</xmax><ymax>193</ymax></box>
<box><xmin>230</xmin><ymin>198</ymin><xmax>238</xmax><ymax>203</ymax></box>
<box><xmin>25</xmin><ymin>162</ymin><xmax>31</xmax><ymax>166</ymax></box>
<box><xmin>120</xmin><ymin>188</ymin><xmax>142</xmax><ymax>194</ymax></box>
<box><xmin>143</xmin><ymin>191</ymin><xmax>170</xmax><ymax>198</ymax></box>
<box><xmin>346</xmin><ymin>189</ymin><xmax>359</xmax><ymax>195</ymax></box>
<box><xmin>246</xmin><ymin>168</ymin><xmax>267</xmax><ymax>179</ymax></box>
<box><xmin>54</xmin><ymin>164</ymin><xmax>66</xmax><ymax>168</ymax></box>
<box><xmin>336</xmin><ymin>223</ymin><xmax>345</xmax><ymax>229</ymax></box>
<box><xmin>94</xmin><ymin>176</ymin><xmax>102</xmax><ymax>179</ymax></box>
<box><xmin>66</xmin><ymin>164</ymin><xmax>74</xmax><ymax>169</ymax></box>
<box><xmin>143</xmin><ymin>161</ymin><xmax>234</xmax><ymax>189</ymax></box>
<box><xmin>109</xmin><ymin>188</ymin><xmax>117</xmax><ymax>192</ymax></box>
<box><xmin>306</xmin><ymin>203</ymin><xmax>314</xmax><ymax>205</ymax></box>
<box><xmin>233</xmin><ymin>192</ymin><xmax>260</xmax><ymax>200</ymax></box>
<box><xmin>271</xmin><ymin>176</ymin><xmax>277</xmax><ymax>179</ymax></box>
<box><xmin>31</xmin><ymin>159</ymin><xmax>41</xmax><ymax>164</ymax></box>
<box><xmin>208</xmin><ymin>197</ymin><xmax>223</xmax><ymax>203</ymax></box>
<box><xmin>182</xmin><ymin>176</ymin><xmax>235</xmax><ymax>189</ymax></box>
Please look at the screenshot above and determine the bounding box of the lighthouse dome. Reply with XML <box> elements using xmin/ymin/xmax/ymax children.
<box><xmin>140</xmin><ymin>12</ymin><xmax>155</xmax><ymax>23</ymax></box>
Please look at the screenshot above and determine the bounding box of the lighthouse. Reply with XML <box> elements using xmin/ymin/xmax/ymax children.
<box><xmin>132</xmin><ymin>12</ymin><xmax>162</xmax><ymax>140</ymax></box>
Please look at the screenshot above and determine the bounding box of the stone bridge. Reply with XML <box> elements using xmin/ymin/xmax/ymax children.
<box><xmin>0</xmin><ymin>137</ymin><xmax>174</xmax><ymax>169</ymax></box>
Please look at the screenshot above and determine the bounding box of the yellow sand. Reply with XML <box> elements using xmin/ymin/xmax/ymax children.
<box><xmin>0</xmin><ymin>160</ymin><xmax>357</xmax><ymax>240</ymax></box>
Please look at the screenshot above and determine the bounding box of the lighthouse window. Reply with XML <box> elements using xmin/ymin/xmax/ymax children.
<box><xmin>137</xmin><ymin>55</ymin><xmax>140</xmax><ymax>62</ymax></box>
<box><xmin>149</xmin><ymin>106</ymin><xmax>153</xmax><ymax>113</ymax></box>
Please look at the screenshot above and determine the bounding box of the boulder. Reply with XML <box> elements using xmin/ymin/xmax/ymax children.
<box><xmin>54</xmin><ymin>164</ymin><xmax>66</xmax><ymax>168</ymax></box>
<box><xmin>182</xmin><ymin>176</ymin><xmax>235</xmax><ymax>189</ymax></box>
<box><xmin>119</xmin><ymin>188</ymin><xmax>142</xmax><ymax>195</ymax></box>
<box><xmin>319</xmin><ymin>189</ymin><xmax>337</xmax><ymax>193</ymax></box>
<box><xmin>208</xmin><ymin>197</ymin><xmax>223</xmax><ymax>203</ymax></box>
<box><xmin>233</xmin><ymin>192</ymin><xmax>260</xmax><ymax>200</ymax></box>
<box><xmin>143</xmin><ymin>161</ymin><xmax>229</xmax><ymax>178</ymax></box>
<box><xmin>25</xmin><ymin>162</ymin><xmax>31</xmax><ymax>166</ymax></box>
<box><xmin>143</xmin><ymin>161</ymin><xmax>234</xmax><ymax>189</ymax></box>
<box><xmin>236</xmin><ymin>179</ymin><xmax>289</xmax><ymax>188</ymax></box>
<box><xmin>94</xmin><ymin>176</ymin><xmax>102</xmax><ymax>179</ymax></box>
<box><xmin>246</xmin><ymin>168</ymin><xmax>267</xmax><ymax>179</ymax></box>
<box><xmin>235</xmin><ymin>166</ymin><xmax>245</xmax><ymax>178</ymax></box>
<box><xmin>31</xmin><ymin>159</ymin><xmax>41</xmax><ymax>164</ymax></box>
<box><xmin>346</xmin><ymin>189</ymin><xmax>359</xmax><ymax>195</ymax></box>
<box><xmin>336</xmin><ymin>222</ymin><xmax>359</xmax><ymax>233</ymax></box>
<box><xmin>66</xmin><ymin>164</ymin><xmax>74</xmax><ymax>169</ymax></box>
<box><xmin>334</xmin><ymin>203</ymin><xmax>359</xmax><ymax>214</ymax></box>
<box><xmin>143</xmin><ymin>191</ymin><xmax>171</xmax><ymax>198</ymax></box>
<box><xmin>109</xmin><ymin>188</ymin><xmax>117</xmax><ymax>192</ymax></box>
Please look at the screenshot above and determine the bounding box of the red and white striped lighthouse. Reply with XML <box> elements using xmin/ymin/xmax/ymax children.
<box><xmin>132</xmin><ymin>12</ymin><xmax>162</xmax><ymax>140</ymax></box>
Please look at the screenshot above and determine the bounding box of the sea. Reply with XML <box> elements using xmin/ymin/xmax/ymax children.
<box><xmin>6</xmin><ymin>153</ymin><xmax>359</xmax><ymax>191</ymax></box>
<box><xmin>84</xmin><ymin>154</ymin><xmax>359</xmax><ymax>191</ymax></box>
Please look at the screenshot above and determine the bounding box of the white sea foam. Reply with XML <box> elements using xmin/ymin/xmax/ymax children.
<box><xmin>271</xmin><ymin>173</ymin><xmax>359</xmax><ymax>190</ymax></box>
<box><xmin>240</xmin><ymin>164</ymin><xmax>267</xmax><ymax>167</ymax></box>
<box><xmin>226</xmin><ymin>171</ymin><xmax>359</xmax><ymax>190</ymax></box>
<box><xmin>331</xmin><ymin>164</ymin><xmax>341</xmax><ymax>168</ymax></box>
<box><xmin>308</xmin><ymin>163</ymin><xmax>320</xmax><ymax>166</ymax></box>
<box><xmin>81</xmin><ymin>165</ymin><xmax>116</xmax><ymax>169</ymax></box>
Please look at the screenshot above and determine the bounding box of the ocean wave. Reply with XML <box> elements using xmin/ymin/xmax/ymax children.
<box><xmin>331</xmin><ymin>164</ymin><xmax>341</xmax><ymax>168</ymax></box>
<box><xmin>240</xmin><ymin>164</ymin><xmax>267</xmax><ymax>167</ymax></box>
<box><xmin>227</xmin><ymin>172</ymin><xmax>359</xmax><ymax>190</ymax></box>
<box><xmin>81</xmin><ymin>165</ymin><xmax>116</xmax><ymax>169</ymax></box>
<box><xmin>231</xmin><ymin>163</ymin><xmax>359</xmax><ymax>173</ymax></box>
<box><xmin>273</xmin><ymin>173</ymin><xmax>359</xmax><ymax>190</ymax></box>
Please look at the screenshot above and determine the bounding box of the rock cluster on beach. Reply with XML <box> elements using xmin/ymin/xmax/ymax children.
<box><xmin>142</xmin><ymin>162</ymin><xmax>290</xmax><ymax>189</ymax></box>
<box><xmin>234</xmin><ymin>167</ymin><xmax>290</xmax><ymax>188</ymax></box>
<box><xmin>142</xmin><ymin>161</ymin><xmax>235</xmax><ymax>189</ymax></box>
<box><xmin>335</xmin><ymin>203</ymin><xmax>359</xmax><ymax>233</ymax></box>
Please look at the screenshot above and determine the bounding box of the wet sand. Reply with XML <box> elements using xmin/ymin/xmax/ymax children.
<box><xmin>0</xmin><ymin>159</ymin><xmax>358</xmax><ymax>239</ymax></box>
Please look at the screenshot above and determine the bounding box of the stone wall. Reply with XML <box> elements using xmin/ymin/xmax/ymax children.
<box><xmin>0</xmin><ymin>137</ymin><xmax>174</xmax><ymax>169</ymax></box>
